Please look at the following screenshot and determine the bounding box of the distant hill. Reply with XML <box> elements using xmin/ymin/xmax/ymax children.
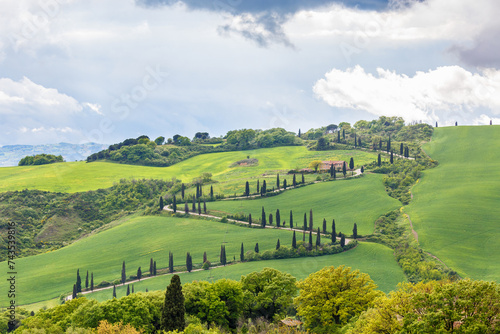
<box><xmin>0</xmin><ymin>142</ymin><xmax>108</xmax><ymax>167</ymax></box>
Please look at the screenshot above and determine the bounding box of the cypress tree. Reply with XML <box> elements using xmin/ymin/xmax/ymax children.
<box><xmin>340</xmin><ymin>234</ymin><xmax>346</xmax><ymax>247</ymax></box>
<box><xmin>298</xmin><ymin>128</ymin><xmax>301</xmax><ymax>137</ymax></box>
<box><xmin>248</xmin><ymin>213</ymin><xmax>252</xmax><ymax>227</ymax></box>
<box><xmin>76</xmin><ymin>269</ymin><xmax>82</xmax><ymax>293</ymax></box>
<box><xmin>354</xmin><ymin>133</ymin><xmax>357</xmax><ymax>147</ymax></box>
<box><xmin>292</xmin><ymin>230</ymin><xmax>297</xmax><ymax>249</ymax></box>
<box><xmin>316</xmin><ymin>227</ymin><xmax>321</xmax><ymax>248</ymax></box>
<box><xmin>245</xmin><ymin>181</ymin><xmax>250</xmax><ymax>197</ymax></box>
<box><xmin>169</xmin><ymin>252</ymin><xmax>174</xmax><ymax>273</ymax></box>
<box><xmin>283</xmin><ymin>179</ymin><xmax>287</xmax><ymax>189</ymax></box>
<box><xmin>400</xmin><ymin>142</ymin><xmax>404</xmax><ymax>155</ymax></box>
<box><xmin>353</xmin><ymin>223</ymin><xmax>358</xmax><ymax>239</ymax></box>
<box><xmin>276</xmin><ymin>209</ymin><xmax>280</xmax><ymax>227</ymax></box>
<box><xmin>378</xmin><ymin>153</ymin><xmax>381</xmax><ymax>166</ymax></box>
<box><xmin>276</xmin><ymin>239</ymin><xmax>280</xmax><ymax>250</ymax></box>
<box><xmin>277</xmin><ymin>174</ymin><xmax>280</xmax><ymax>190</ymax></box>
<box><xmin>72</xmin><ymin>284</ymin><xmax>77</xmax><ymax>300</ymax></box>
<box><xmin>210</xmin><ymin>185</ymin><xmax>214</xmax><ymax>200</ymax></box>
<box><xmin>203</xmin><ymin>251</ymin><xmax>207</xmax><ymax>264</ymax></box>
<box><xmin>173</xmin><ymin>195</ymin><xmax>177</xmax><ymax>213</ymax></box>
<box><xmin>184</xmin><ymin>202</ymin><xmax>189</xmax><ymax>214</ymax></box>
<box><xmin>192</xmin><ymin>196</ymin><xmax>196</xmax><ymax>212</ymax></box>
<box><xmin>85</xmin><ymin>270</ymin><xmax>89</xmax><ymax>290</ymax></box>
<box><xmin>199</xmin><ymin>185</ymin><xmax>203</xmax><ymax>197</ymax></box>
<box><xmin>322</xmin><ymin>218</ymin><xmax>327</xmax><ymax>234</ymax></box>
<box><xmin>293</xmin><ymin>174</ymin><xmax>296</xmax><ymax>187</ymax></box>
<box><xmin>332</xmin><ymin>219</ymin><xmax>336</xmax><ymax>243</ymax></box>
<box><xmin>301</xmin><ymin>173</ymin><xmax>305</xmax><ymax>184</ymax></box>
<box><xmin>220</xmin><ymin>245</ymin><xmax>226</xmax><ymax>265</ymax></box>
<box><xmin>303</xmin><ymin>213</ymin><xmax>307</xmax><ymax>231</ymax></box>
<box><xmin>186</xmin><ymin>253</ymin><xmax>192</xmax><ymax>272</ymax></box>
<box><xmin>256</xmin><ymin>179</ymin><xmax>260</xmax><ymax>194</ymax></box>
<box><xmin>390</xmin><ymin>150</ymin><xmax>394</xmax><ymax>164</ymax></box>
<box><xmin>269</xmin><ymin>213</ymin><xmax>273</xmax><ymax>226</ymax></box>
<box><xmin>91</xmin><ymin>272</ymin><xmax>94</xmax><ymax>291</ymax></box>
<box><xmin>112</xmin><ymin>285</ymin><xmax>116</xmax><ymax>298</ymax></box>
<box><xmin>127</xmin><ymin>285</ymin><xmax>130</xmax><ymax>296</ymax></box>
<box><xmin>387</xmin><ymin>135</ymin><xmax>391</xmax><ymax>153</ymax></box>
<box><xmin>154</xmin><ymin>261</ymin><xmax>157</xmax><ymax>276</ymax></box>
<box><xmin>261</xmin><ymin>207</ymin><xmax>266</xmax><ymax>228</ymax></box>
<box><xmin>254</xmin><ymin>242</ymin><xmax>259</xmax><ymax>253</ymax></box>
<box><xmin>337</xmin><ymin>130</ymin><xmax>341</xmax><ymax>142</ymax></box>
<box><xmin>349</xmin><ymin>157</ymin><xmax>354</xmax><ymax>172</ymax></box>
<box><xmin>379</xmin><ymin>139</ymin><xmax>382</xmax><ymax>150</ymax></box>
<box><xmin>333</xmin><ymin>167</ymin><xmax>336</xmax><ymax>179</ymax></box>
<box><xmin>181</xmin><ymin>183</ymin><xmax>185</xmax><ymax>200</ymax></box>
<box><xmin>137</xmin><ymin>267</ymin><xmax>142</xmax><ymax>280</ymax></box>
<box><xmin>121</xmin><ymin>262</ymin><xmax>126</xmax><ymax>284</ymax></box>
<box><xmin>358</xmin><ymin>137</ymin><xmax>362</xmax><ymax>147</ymax></box>
<box><xmin>455</xmin><ymin>121</ymin><xmax>458</xmax><ymax>126</ymax></box>
<box><xmin>303</xmin><ymin>230</ymin><xmax>305</xmax><ymax>242</ymax></box>
<box><xmin>308</xmin><ymin>231</ymin><xmax>313</xmax><ymax>251</ymax></box>
<box><xmin>342</xmin><ymin>128</ymin><xmax>345</xmax><ymax>139</ymax></box>
<box><xmin>160</xmin><ymin>196</ymin><xmax>164</xmax><ymax>211</ymax></box>
<box><xmin>150</xmin><ymin>258</ymin><xmax>154</xmax><ymax>276</ymax></box>
<box><xmin>342</xmin><ymin>161</ymin><xmax>347</xmax><ymax>176</ymax></box>
<box><xmin>361</xmin><ymin>166</ymin><xmax>364</xmax><ymax>173</ymax></box>
<box><xmin>203</xmin><ymin>199</ymin><xmax>207</xmax><ymax>213</ymax></box>
<box><xmin>161</xmin><ymin>274</ymin><xmax>185</xmax><ymax>332</ymax></box>
<box><xmin>240</xmin><ymin>243</ymin><xmax>244</xmax><ymax>262</ymax></box>
<box><xmin>132</xmin><ymin>285</ymin><xmax>134</xmax><ymax>293</ymax></box>
<box><xmin>290</xmin><ymin>210</ymin><xmax>293</xmax><ymax>229</ymax></box>
<box><xmin>330</xmin><ymin>163</ymin><xmax>334</xmax><ymax>177</ymax></box>
<box><xmin>309</xmin><ymin>209</ymin><xmax>313</xmax><ymax>231</ymax></box>
<box><xmin>436</xmin><ymin>121</ymin><xmax>438</xmax><ymax>127</ymax></box>
<box><xmin>197</xmin><ymin>199</ymin><xmax>201</xmax><ymax>215</ymax></box>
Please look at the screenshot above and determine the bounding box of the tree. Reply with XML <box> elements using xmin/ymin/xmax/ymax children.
<box><xmin>333</xmin><ymin>166</ymin><xmax>337</xmax><ymax>179</ymax></box>
<box><xmin>290</xmin><ymin>210</ymin><xmax>293</xmax><ymax>229</ymax></box>
<box><xmin>203</xmin><ymin>199</ymin><xmax>207</xmax><ymax>214</ymax></box>
<box><xmin>203</xmin><ymin>251</ymin><xmax>207</xmax><ymax>264</ymax></box>
<box><xmin>387</xmin><ymin>135</ymin><xmax>391</xmax><ymax>153</ymax></box>
<box><xmin>292</xmin><ymin>230</ymin><xmax>297</xmax><ymax>249</ymax></box>
<box><xmin>192</xmin><ymin>196</ymin><xmax>196</xmax><ymax>212</ymax></box>
<box><xmin>248</xmin><ymin>213</ymin><xmax>252</xmax><ymax>227</ymax></box>
<box><xmin>245</xmin><ymin>181</ymin><xmax>250</xmax><ymax>196</ymax></box>
<box><xmin>184</xmin><ymin>202</ymin><xmax>189</xmax><ymax>214</ymax></box>
<box><xmin>112</xmin><ymin>285</ymin><xmax>116</xmax><ymax>298</ymax></box>
<box><xmin>76</xmin><ymin>269</ymin><xmax>82</xmax><ymax>293</ymax></box>
<box><xmin>154</xmin><ymin>261</ymin><xmax>157</xmax><ymax>276</ymax></box>
<box><xmin>283</xmin><ymin>179</ymin><xmax>287</xmax><ymax>189</ymax></box>
<box><xmin>172</xmin><ymin>195</ymin><xmax>177</xmax><ymax>213</ymax></box>
<box><xmin>132</xmin><ymin>285</ymin><xmax>134</xmax><ymax>293</ymax></box>
<box><xmin>341</xmin><ymin>234</ymin><xmax>346</xmax><ymax>247</ymax></box>
<box><xmin>338</xmin><ymin>130</ymin><xmax>341</xmax><ymax>142</ymax></box>
<box><xmin>121</xmin><ymin>262</ymin><xmax>126</xmax><ymax>285</ymax></box>
<box><xmin>127</xmin><ymin>285</ymin><xmax>130</xmax><ymax>296</ymax></box>
<box><xmin>349</xmin><ymin>157</ymin><xmax>354</xmax><ymax>174</ymax></box>
<box><xmin>276</xmin><ymin>238</ymin><xmax>281</xmax><ymax>250</ymax></box>
<box><xmin>342</xmin><ymin>161</ymin><xmax>347</xmax><ymax>176</ymax></box>
<box><xmin>181</xmin><ymin>183</ymin><xmax>185</xmax><ymax>200</ymax></box>
<box><xmin>317</xmin><ymin>137</ymin><xmax>328</xmax><ymax>150</ymax></box>
<box><xmin>150</xmin><ymin>258</ymin><xmax>154</xmax><ymax>276</ymax></box>
<box><xmin>85</xmin><ymin>270</ymin><xmax>89</xmax><ymax>290</ymax></box>
<box><xmin>72</xmin><ymin>284</ymin><xmax>77</xmax><ymax>300</ymax></box>
<box><xmin>293</xmin><ymin>174</ymin><xmax>296</xmax><ymax>187</ymax></box>
<box><xmin>332</xmin><ymin>219</ymin><xmax>336</xmax><ymax>243</ymax></box>
<box><xmin>361</xmin><ymin>166</ymin><xmax>364</xmax><ymax>173</ymax></box>
<box><xmin>261</xmin><ymin>207</ymin><xmax>266</xmax><ymax>228</ymax></box>
<box><xmin>303</xmin><ymin>213</ymin><xmax>307</xmax><ymax>231</ymax></box>
<box><xmin>435</xmin><ymin>121</ymin><xmax>438</xmax><ymax>127</ymax></box>
<box><xmin>277</xmin><ymin>173</ymin><xmax>280</xmax><ymax>189</ymax></box>
<box><xmin>241</xmin><ymin>268</ymin><xmax>298</xmax><ymax>321</ymax></box>
<box><xmin>210</xmin><ymin>185</ymin><xmax>214</xmax><ymax>200</ymax></box>
<box><xmin>455</xmin><ymin>121</ymin><xmax>458</xmax><ymax>126</ymax></box>
<box><xmin>309</xmin><ymin>160</ymin><xmax>322</xmax><ymax>173</ymax></box>
<box><xmin>197</xmin><ymin>199</ymin><xmax>201</xmax><ymax>215</ymax></box>
<box><xmin>240</xmin><ymin>243</ymin><xmax>244</xmax><ymax>262</ymax></box>
<box><xmin>169</xmin><ymin>252</ymin><xmax>174</xmax><ymax>273</ymax></box>
<box><xmin>255</xmin><ymin>243</ymin><xmax>259</xmax><ymax>253</ymax></box>
<box><xmin>269</xmin><ymin>213</ymin><xmax>273</xmax><ymax>225</ymax></box>
<box><xmin>378</xmin><ymin>153</ymin><xmax>381</xmax><ymax>166</ymax></box>
<box><xmin>276</xmin><ymin>209</ymin><xmax>281</xmax><ymax>227</ymax></box>
<box><xmin>256</xmin><ymin>179</ymin><xmax>260</xmax><ymax>194</ymax></box>
<box><xmin>309</xmin><ymin>209</ymin><xmax>313</xmax><ymax>231</ymax></box>
<box><xmin>295</xmin><ymin>266</ymin><xmax>383</xmax><ymax>330</ymax></box>
<box><xmin>358</xmin><ymin>136</ymin><xmax>362</xmax><ymax>147</ymax></box>
<box><xmin>390</xmin><ymin>150</ymin><xmax>394</xmax><ymax>164</ymax></box>
<box><xmin>322</xmin><ymin>218</ymin><xmax>327</xmax><ymax>234</ymax></box>
<box><xmin>342</xmin><ymin>128</ymin><xmax>346</xmax><ymax>139</ymax></box>
<box><xmin>220</xmin><ymin>245</ymin><xmax>227</xmax><ymax>265</ymax></box>
<box><xmin>137</xmin><ymin>267</ymin><xmax>142</xmax><ymax>280</ymax></box>
<box><xmin>354</xmin><ymin>133</ymin><xmax>357</xmax><ymax>147</ymax></box>
<box><xmin>161</xmin><ymin>274</ymin><xmax>185</xmax><ymax>332</ymax></box>
<box><xmin>159</xmin><ymin>196</ymin><xmax>164</xmax><ymax>211</ymax></box>
<box><xmin>302</xmin><ymin>173</ymin><xmax>305</xmax><ymax>184</ymax></box>
<box><xmin>154</xmin><ymin>136</ymin><xmax>165</xmax><ymax>145</ymax></box>
<box><xmin>186</xmin><ymin>253</ymin><xmax>192</xmax><ymax>272</ymax></box>
<box><xmin>400</xmin><ymin>142</ymin><xmax>404</xmax><ymax>155</ymax></box>
<box><xmin>353</xmin><ymin>223</ymin><xmax>358</xmax><ymax>239</ymax></box>
<box><xmin>298</xmin><ymin>128</ymin><xmax>301</xmax><ymax>137</ymax></box>
<box><xmin>316</xmin><ymin>227</ymin><xmax>321</xmax><ymax>249</ymax></box>
<box><xmin>308</xmin><ymin>230</ymin><xmax>313</xmax><ymax>250</ymax></box>
<box><xmin>330</xmin><ymin>163</ymin><xmax>334</xmax><ymax>177</ymax></box>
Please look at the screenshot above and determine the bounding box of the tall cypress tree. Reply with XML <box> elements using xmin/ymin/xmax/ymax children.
<box><xmin>276</xmin><ymin>239</ymin><xmax>280</xmax><ymax>250</ymax></box>
<box><xmin>160</xmin><ymin>196</ymin><xmax>164</xmax><ymax>211</ymax></box>
<box><xmin>316</xmin><ymin>227</ymin><xmax>321</xmax><ymax>248</ymax></box>
<box><xmin>349</xmin><ymin>157</ymin><xmax>354</xmax><ymax>173</ymax></box>
<box><xmin>322</xmin><ymin>218</ymin><xmax>327</xmax><ymax>234</ymax></box>
<box><xmin>132</xmin><ymin>285</ymin><xmax>134</xmax><ymax>294</ymax></box>
<box><xmin>203</xmin><ymin>251</ymin><xmax>207</xmax><ymax>264</ymax></box>
<box><xmin>303</xmin><ymin>213</ymin><xmax>307</xmax><ymax>231</ymax></box>
<box><xmin>283</xmin><ymin>179</ymin><xmax>287</xmax><ymax>189</ymax></box>
<box><xmin>301</xmin><ymin>173</ymin><xmax>305</xmax><ymax>184</ymax></box>
<box><xmin>137</xmin><ymin>267</ymin><xmax>142</xmax><ymax>280</ymax></box>
<box><xmin>256</xmin><ymin>179</ymin><xmax>260</xmax><ymax>194</ymax></box>
<box><xmin>210</xmin><ymin>185</ymin><xmax>214</xmax><ymax>200</ymax></box>
<box><xmin>308</xmin><ymin>231</ymin><xmax>313</xmax><ymax>251</ymax></box>
<box><xmin>254</xmin><ymin>242</ymin><xmax>259</xmax><ymax>253</ymax></box>
<box><xmin>400</xmin><ymin>142</ymin><xmax>404</xmax><ymax>155</ymax></box>
<box><xmin>379</xmin><ymin>139</ymin><xmax>382</xmax><ymax>150</ymax></box>
<box><xmin>390</xmin><ymin>150</ymin><xmax>394</xmax><ymax>164</ymax></box>
<box><xmin>290</xmin><ymin>210</ymin><xmax>293</xmax><ymax>229</ymax></box>
<box><xmin>298</xmin><ymin>128</ymin><xmax>301</xmax><ymax>137</ymax></box>
<box><xmin>276</xmin><ymin>173</ymin><xmax>280</xmax><ymax>190</ymax></box>
<box><xmin>192</xmin><ymin>196</ymin><xmax>196</xmax><ymax>212</ymax></box>
<box><xmin>112</xmin><ymin>285</ymin><xmax>116</xmax><ymax>298</ymax></box>
<box><xmin>85</xmin><ymin>270</ymin><xmax>89</xmax><ymax>290</ymax></box>
<box><xmin>332</xmin><ymin>219</ymin><xmax>336</xmax><ymax>243</ymax></box>
<box><xmin>303</xmin><ymin>230</ymin><xmax>305</xmax><ymax>242</ymax></box>
<box><xmin>276</xmin><ymin>209</ymin><xmax>280</xmax><ymax>227</ymax></box>
<box><xmin>181</xmin><ymin>183</ymin><xmax>185</xmax><ymax>200</ymax></box>
<box><xmin>150</xmin><ymin>258</ymin><xmax>154</xmax><ymax>276</ymax></box>
<box><xmin>173</xmin><ymin>195</ymin><xmax>177</xmax><ymax>213</ymax></box>
<box><xmin>221</xmin><ymin>246</ymin><xmax>227</xmax><ymax>265</ymax></box>
<box><xmin>154</xmin><ymin>261</ymin><xmax>157</xmax><ymax>276</ymax></box>
<box><xmin>161</xmin><ymin>275</ymin><xmax>185</xmax><ymax>332</ymax></box>
<box><xmin>387</xmin><ymin>135</ymin><xmax>391</xmax><ymax>153</ymax></box>
<box><xmin>184</xmin><ymin>202</ymin><xmax>189</xmax><ymax>214</ymax></box>
<box><xmin>240</xmin><ymin>243</ymin><xmax>244</xmax><ymax>262</ymax></box>
<box><xmin>197</xmin><ymin>199</ymin><xmax>201</xmax><ymax>215</ymax></box>
<box><xmin>293</xmin><ymin>174</ymin><xmax>296</xmax><ymax>187</ymax></box>
<box><xmin>248</xmin><ymin>213</ymin><xmax>252</xmax><ymax>227</ymax></box>
<box><xmin>203</xmin><ymin>199</ymin><xmax>207</xmax><ymax>213</ymax></box>
<box><xmin>342</xmin><ymin>129</ymin><xmax>345</xmax><ymax>139</ymax></box>
<box><xmin>292</xmin><ymin>230</ymin><xmax>297</xmax><ymax>249</ymax></box>
<box><xmin>91</xmin><ymin>272</ymin><xmax>94</xmax><ymax>291</ymax></box>
<box><xmin>72</xmin><ymin>284</ymin><xmax>77</xmax><ymax>300</ymax></box>
<box><xmin>127</xmin><ymin>285</ymin><xmax>130</xmax><ymax>296</ymax></box>
<box><xmin>309</xmin><ymin>209</ymin><xmax>313</xmax><ymax>231</ymax></box>
<box><xmin>76</xmin><ymin>269</ymin><xmax>82</xmax><ymax>293</ymax></box>
<box><xmin>358</xmin><ymin>136</ymin><xmax>362</xmax><ymax>147</ymax></box>
<box><xmin>337</xmin><ymin>130</ymin><xmax>341</xmax><ymax>142</ymax></box>
<box><xmin>353</xmin><ymin>223</ymin><xmax>358</xmax><ymax>239</ymax></box>
<box><xmin>169</xmin><ymin>252</ymin><xmax>174</xmax><ymax>273</ymax></box>
<box><xmin>269</xmin><ymin>213</ymin><xmax>273</xmax><ymax>226</ymax></box>
<box><xmin>378</xmin><ymin>153</ymin><xmax>381</xmax><ymax>166</ymax></box>
<box><xmin>330</xmin><ymin>164</ymin><xmax>334</xmax><ymax>177</ymax></box>
<box><xmin>186</xmin><ymin>253</ymin><xmax>192</xmax><ymax>272</ymax></box>
<box><xmin>342</xmin><ymin>161</ymin><xmax>347</xmax><ymax>176</ymax></box>
<box><xmin>121</xmin><ymin>262</ymin><xmax>126</xmax><ymax>284</ymax></box>
<box><xmin>261</xmin><ymin>207</ymin><xmax>266</xmax><ymax>228</ymax></box>
<box><xmin>333</xmin><ymin>167</ymin><xmax>336</xmax><ymax>179</ymax></box>
<box><xmin>341</xmin><ymin>234</ymin><xmax>346</xmax><ymax>247</ymax></box>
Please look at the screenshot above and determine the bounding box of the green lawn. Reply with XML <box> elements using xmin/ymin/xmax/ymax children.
<box><xmin>84</xmin><ymin>242</ymin><xmax>405</xmax><ymax>304</ymax></box>
<box><xmin>207</xmin><ymin>173</ymin><xmax>401</xmax><ymax>235</ymax></box>
<box><xmin>0</xmin><ymin>147</ymin><xmax>378</xmax><ymax>194</ymax></box>
<box><xmin>405</xmin><ymin>126</ymin><xmax>500</xmax><ymax>281</ymax></box>
<box><xmin>0</xmin><ymin>215</ymin><xmax>298</xmax><ymax>306</ymax></box>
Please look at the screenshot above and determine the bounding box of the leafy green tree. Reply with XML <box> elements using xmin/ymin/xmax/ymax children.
<box><xmin>154</xmin><ymin>136</ymin><xmax>165</xmax><ymax>145</ymax></box>
<box><xmin>349</xmin><ymin>157</ymin><xmax>354</xmax><ymax>172</ymax></box>
<box><xmin>169</xmin><ymin>252</ymin><xmax>174</xmax><ymax>273</ymax></box>
<box><xmin>203</xmin><ymin>251</ymin><xmax>207</xmax><ymax>264</ymax></box>
<box><xmin>172</xmin><ymin>195</ymin><xmax>177</xmax><ymax>213</ymax></box>
<box><xmin>161</xmin><ymin>274</ymin><xmax>185</xmax><ymax>332</ymax></box>
<box><xmin>290</xmin><ymin>210</ymin><xmax>293</xmax><ymax>229</ymax></box>
<box><xmin>255</xmin><ymin>243</ymin><xmax>259</xmax><ymax>253</ymax></box>
<box><xmin>342</xmin><ymin>161</ymin><xmax>347</xmax><ymax>176</ymax></box>
<box><xmin>400</xmin><ymin>142</ymin><xmax>404</xmax><ymax>155</ymax></box>
<box><xmin>210</xmin><ymin>185</ymin><xmax>214</xmax><ymax>200</ymax></box>
<box><xmin>256</xmin><ymin>179</ymin><xmax>260</xmax><ymax>193</ymax></box>
<box><xmin>332</xmin><ymin>219</ymin><xmax>336</xmax><ymax>243</ymax></box>
<box><xmin>261</xmin><ymin>207</ymin><xmax>266</xmax><ymax>227</ymax></box>
<box><xmin>317</xmin><ymin>137</ymin><xmax>328</xmax><ymax>150</ymax></box>
<box><xmin>197</xmin><ymin>199</ymin><xmax>201</xmax><ymax>215</ymax></box>
<box><xmin>154</xmin><ymin>261</ymin><xmax>157</xmax><ymax>276</ymax></box>
<box><xmin>72</xmin><ymin>284</ymin><xmax>77</xmax><ymax>300</ymax></box>
<box><xmin>276</xmin><ymin>209</ymin><xmax>280</xmax><ymax>227</ymax></box>
<box><xmin>292</xmin><ymin>231</ymin><xmax>297</xmax><ymax>249</ymax></box>
<box><xmin>121</xmin><ymin>262</ymin><xmax>126</xmax><ymax>285</ymax></box>
<box><xmin>276</xmin><ymin>239</ymin><xmax>281</xmax><ymax>250</ymax></box>
<box><xmin>241</xmin><ymin>268</ymin><xmax>298</xmax><ymax>321</ymax></box>
<box><xmin>240</xmin><ymin>243</ymin><xmax>244</xmax><ymax>262</ymax></box>
<box><xmin>361</xmin><ymin>166</ymin><xmax>364</xmax><ymax>173</ymax></box>
<box><xmin>353</xmin><ymin>223</ymin><xmax>358</xmax><ymax>239</ymax></box>
<box><xmin>186</xmin><ymin>253</ymin><xmax>192</xmax><ymax>272</ymax></box>
<box><xmin>309</xmin><ymin>160</ymin><xmax>322</xmax><ymax>173</ymax></box>
<box><xmin>295</xmin><ymin>266</ymin><xmax>383</xmax><ymax>330</ymax></box>
<box><xmin>220</xmin><ymin>245</ymin><xmax>227</xmax><ymax>265</ymax></box>
<box><xmin>283</xmin><ymin>179</ymin><xmax>287</xmax><ymax>189</ymax></box>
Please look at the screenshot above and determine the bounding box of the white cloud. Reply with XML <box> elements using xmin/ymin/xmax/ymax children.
<box><xmin>313</xmin><ymin>65</ymin><xmax>500</xmax><ymax>123</ymax></box>
<box><xmin>473</xmin><ymin>114</ymin><xmax>500</xmax><ymax>125</ymax></box>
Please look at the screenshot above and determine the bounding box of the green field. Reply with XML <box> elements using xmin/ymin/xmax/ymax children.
<box><xmin>0</xmin><ymin>147</ymin><xmax>378</xmax><ymax>193</ymax></box>
<box><xmin>406</xmin><ymin>126</ymin><xmax>500</xmax><ymax>281</ymax></box>
<box><xmin>207</xmin><ymin>173</ymin><xmax>401</xmax><ymax>235</ymax></box>
<box><xmin>84</xmin><ymin>242</ymin><xmax>405</xmax><ymax>304</ymax></box>
<box><xmin>0</xmin><ymin>215</ymin><xmax>302</xmax><ymax>306</ymax></box>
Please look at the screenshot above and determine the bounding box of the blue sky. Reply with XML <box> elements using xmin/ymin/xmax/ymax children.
<box><xmin>0</xmin><ymin>0</ymin><xmax>499</xmax><ymax>145</ymax></box>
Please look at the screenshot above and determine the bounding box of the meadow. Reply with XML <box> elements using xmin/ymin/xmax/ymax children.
<box><xmin>405</xmin><ymin>126</ymin><xmax>500</xmax><ymax>281</ymax></box>
<box><xmin>207</xmin><ymin>173</ymin><xmax>402</xmax><ymax>235</ymax></box>
<box><xmin>0</xmin><ymin>146</ymin><xmax>378</xmax><ymax>194</ymax></box>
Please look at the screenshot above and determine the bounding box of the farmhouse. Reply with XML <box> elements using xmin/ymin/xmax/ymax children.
<box><xmin>319</xmin><ymin>160</ymin><xmax>345</xmax><ymax>171</ymax></box>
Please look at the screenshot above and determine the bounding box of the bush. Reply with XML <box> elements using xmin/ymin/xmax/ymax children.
<box><xmin>202</xmin><ymin>261</ymin><xmax>211</xmax><ymax>270</ymax></box>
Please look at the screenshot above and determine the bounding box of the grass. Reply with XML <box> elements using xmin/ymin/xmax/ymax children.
<box><xmin>207</xmin><ymin>173</ymin><xmax>402</xmax><ymax>235</ymax></box>
<box><xmin>0</xmin><ymin>147</ymin><xmax>378</xmax><ymax>194</ymax></box>
<box><xmin>83</xmin><ymin>242</ymin><xmax>405</xmax><ymax>304</ymax></box>
<box><xmin>0</xmin><ymin>215</ymin><xmax>299</xmax><ymax>307</ymax></box>
<box><xmin>405</xmin><ymin>126</ymin><xmax>500</xmax><ymax>281</ymax></box>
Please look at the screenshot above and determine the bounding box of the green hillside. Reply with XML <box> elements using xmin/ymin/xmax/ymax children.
<box><xmin>406</xmin><ymin>126</ymin><xmax>500</xmax><ymax>281</ymax></box>
<box><xmin>207</xmin><ymin>173</ymin><xmax>402</xmax><ymax>235</ymax></box>
<box><xmin>0</xmin><ymin>146</ymin><xmax>377</xmax><ymax>193</ymax></box>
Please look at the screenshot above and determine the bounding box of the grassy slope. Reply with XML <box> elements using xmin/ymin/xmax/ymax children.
<box><xmin>207</xmin><ymin>173</ymin><xmax>401</xmax><ymax>235</ymax></box>
<box><xmin>406</xmin><ymin>126</ymin><xmax>500</xmax><ymax>281</ymax></box>
<box><xmin>85</xmin><ymin>242</ymin><xmax>405</xmax><ymax>304</ymax></box>
<box><xmin>0</xmin><ymin>215</ymin><xmax>301</xmax><ymax>306</ymax></box>
<box><xmin>0</xmin><ymin>147</ymin><xmax>377</xmax><ymax>193</ymax></box>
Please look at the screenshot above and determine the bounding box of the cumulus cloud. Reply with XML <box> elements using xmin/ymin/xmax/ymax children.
<box><xmin>473</xmin><ymin>114</ymin><xmax>500</xmax><ymax>126</ymax></box>
<box><xmin>313</xmin><ymin>65</ymin><xmax>500</xmax><ymax>123</ymax></box>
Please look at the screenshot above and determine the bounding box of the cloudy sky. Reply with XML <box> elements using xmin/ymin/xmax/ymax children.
<box><xmin>1</xmin><ymin>0</ymin><xmax>499</xmax><ymax>145</ymax></box>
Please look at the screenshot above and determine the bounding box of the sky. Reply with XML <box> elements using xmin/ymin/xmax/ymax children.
<box><xmin>1</xmin><ymin>0</ymin><xmax>499</xmax><ymax>145</ymax></box>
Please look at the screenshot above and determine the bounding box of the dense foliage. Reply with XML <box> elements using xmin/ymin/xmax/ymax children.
<box><xmin>18</xmin><ymin>153</ymin><xmax>64</xmax><ymax>166</ymax></box>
